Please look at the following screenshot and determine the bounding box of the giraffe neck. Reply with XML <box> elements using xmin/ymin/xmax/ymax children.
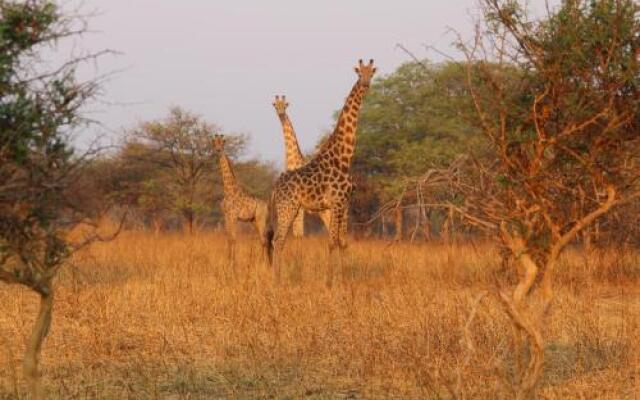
<box><xmin>218</xmin><ymin>153</ymin><xmax>241</xmax><ymax>196</ymax></box>
<box><xmin>278</xmin><ymin>113</ymin><xmax>305</xmax><ymax>170</ymax></box>
<box><xmin>321</xmin><ymin>82</ymin><xmax>368</xmax><ymax>167</ymax></box>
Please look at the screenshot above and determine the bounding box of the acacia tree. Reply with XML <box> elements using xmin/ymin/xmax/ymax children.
<box><xmin>453</xmin><ymin>0</ymin><xmax>640</xmax><ymax>397</ymax></box>
<box><xmin>127</xmin><ymin>108</ymin><xmax>249</xmax><ymax>233</ymax></box>
<box><xmin>128</xmin><ymin>108</ymin><xmax>232</xmax><ymax>234</ymax></box>
<box><xmin>342</xmin><ymin>61</ymin><xmax>496</xmax><ymax>239</ymax></box>
<box><xmin>0</xmin><ymin>1</ymin><xmax>115</xmax><ymax>398</ymax></box>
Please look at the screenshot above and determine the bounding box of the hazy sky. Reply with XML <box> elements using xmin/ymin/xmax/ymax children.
<box><xmin>68</xmin><ymin>0</ymin><xmax>553</xmax><ymax>166</ymax></box>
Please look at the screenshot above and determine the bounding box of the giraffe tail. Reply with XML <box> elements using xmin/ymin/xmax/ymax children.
<box><xmin>265</xmin><ymin>193</ymin><xmax>276</xmax><ymax>265</ymax></box>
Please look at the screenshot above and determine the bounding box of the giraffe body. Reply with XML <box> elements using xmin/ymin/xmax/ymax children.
<box><xmin>267</xmin><ymin>60</ymin><xmax>376</xmax><ymax>285</ymax></box>
<box><xmin>213</xmin><ymin>135</ymin><xmax>269</xmax><ymax>266</ymax></box>
<box><xmin>272</xmin><ymin>95</ymin><xmax>332</xmax><ymax>236</ymax></box>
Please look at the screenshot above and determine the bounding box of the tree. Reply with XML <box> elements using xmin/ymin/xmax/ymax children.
<box><xmin>347</xmin><ymin>61</ymin><xmax>486</xmax><ymax>236</ymax></box>
<box><xmin>453</xmin><ymin>0</ymin><xmax>640</xmax><ymax>397</ymax></box>
<box><xmin>90</xmin><ymin>123</ymin><xmax>277</xmax><ymax>233</ymax></box>
<box><xmin>0</xmin><ymin>1</ymin><xmax>114</xmax><ymax>397</ymax></box>
<box><xmin>115</xmin><ymin>110</ymin><xmax>275</xmax><ymax>232</ymax></box>
<box><xmin>127</xmin><ymin>108</ymin><xmax>239</xmax><ymax>234</ymax></box>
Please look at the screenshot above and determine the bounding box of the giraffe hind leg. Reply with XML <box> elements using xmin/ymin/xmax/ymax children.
<box><xmin>326</xmin><ymin>207</ymin><xmax>346</xmax><ymax>288</ymax></box>
<box><xmin>319</xmin><ymin>209</ymin><xmax>332</xmax><ymax>235</ymax></box>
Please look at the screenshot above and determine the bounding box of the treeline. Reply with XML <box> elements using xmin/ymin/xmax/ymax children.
<box><xmin>351</xmin><ymin>61</ymin><xmax>482</xmax><ymax>239</ymax></box>
<box><xmin>82</xmin><ymin>62</ymin><xmax>479</xmax><ymax>236</ymax></box>
<box><xmin>85</xmin><ymin>55</ymin><xmax>640</xmax><ymax>245</ymax></box>
<box><xmin>88</xmin><ymin>108</ymin><xmax>277</xmax><ymax>233</ymax></box>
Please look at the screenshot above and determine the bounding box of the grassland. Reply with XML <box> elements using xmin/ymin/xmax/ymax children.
<box><xmin>0</xmin><ymin>231</ymin><xmax>639</xmax><ymax>399</ymax></box>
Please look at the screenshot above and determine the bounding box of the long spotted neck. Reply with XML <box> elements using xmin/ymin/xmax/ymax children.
<box><xmin>323</xmin><ymin>81</ymin><xmax>368</xmax><ymax>167</ymax></box>
<box><xmin>278</xmin><ymin>112</ymin><xmax>305</xmax><ymax>170</ymax></box>
<box><xmin>218</xmin><ymin>153</ymin><xmax>241</xmax><ymax>195</ymax></box>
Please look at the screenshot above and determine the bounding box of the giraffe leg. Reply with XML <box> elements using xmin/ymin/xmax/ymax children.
<box><xmin>319</xmin><ymin>210</ymin><xmax>332</xmax><ymax>235</ymax></box>
<box><xmin>272</xmin><ymin>201</ymin><xmax>299</xmax><ymax>284</ymax></box>
<box><xmin>224</xmin><ymin>212</ymin><xmax>238</xmax><ymax>275</ymax></box>
<box><xmin>253</xmin><ymin>202</ymin><xmax>270</xmax><ymax>266</ymax></box>
<box><xmin>338</xmin><ymin>206</ymin><xmax>349</xmax><ymax>250</ymax></box>
<box><xmin>337</xmin><ymin>206</ymin><xmax>350</xmax><ymax>283</ymax></box>
<box><xmin>326</xmin><ymin>207</ymin><xmax>345</xmax><ymax>288</ymax></box>
<box><xmin>291</xmin><ymin>209</ymin><xmax>305</xmax><ymax>238</ymax></box>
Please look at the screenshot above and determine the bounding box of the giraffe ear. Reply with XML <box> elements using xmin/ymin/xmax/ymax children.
<box><xmin>372</xmin><ymin>67</ymin><xmax>377</xmax><ymax>74</ymax></box>
<box><xmin>354</xmin><ymin>66</ymin><xmax>359</xmax><ymax>74</ymax></box>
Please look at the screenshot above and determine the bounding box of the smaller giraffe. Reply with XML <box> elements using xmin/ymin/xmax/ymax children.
<box><xmin>212</xmin><ymin>134</ymin><xmax>269</xmax><ymax>266</ymax></box>
<box><xmin>272</xmin><ymin>95</ymin><xmax>331</xmax><ymax>236</ymax></box>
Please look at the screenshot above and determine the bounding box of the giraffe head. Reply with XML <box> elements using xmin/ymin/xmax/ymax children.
<box><xmin>212</xmin><ymin>134</ymin><xmax>226</xmax><ymax>153</ymax></box>
<box><xmin>354</xmin><ymin>59</ymin><xmax>376</xmax><ymax>88</ymax></box>
<box><xmin>272</xmin><ymin>95</ymin><xmax>289</xmax><ymax>116</ymax></box>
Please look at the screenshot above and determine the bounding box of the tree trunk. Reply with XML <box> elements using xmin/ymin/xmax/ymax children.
<box><xmin>499</xmin><ymin>225</ymin><xmax>549</xmax><ymax>399</ymax></box>
<box><xmin>381</xmin><ymin>215</ymin><xmax>386</xmax><ymax>238</ymax></box>
<box><xmin>499</xmin><ymin>291</ymin><xmax>545</xmax><ymax>400</ymax></box>
<box><xmin>183</xmin><ymin>211</ymin><xmax>194</xmax><ymax>235</ymax></box>
<box><xmin>152</xmin><ymin>216</ymin><xmax>163</xmax><ymax>236</ymax></box>
<box><xmin>423</xmin><ymin>218</ymin><xmax>432</xmax><ymax>241</ymax></box>
<box><xmin>24</xmin><ymin>287</ymin><xmax>54</xmax><ymax>400</ymax></box>
<box><xmin>394</xmin><ymin>207</ymin><xmax>403</xmax><ymax>242</ymax></box>
<box><xmin>441</xmin><ymin>215</ymin><xmax>450</xmax><ymax>244</ymax></box>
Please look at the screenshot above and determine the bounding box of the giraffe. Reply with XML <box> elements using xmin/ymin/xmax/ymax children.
<box><xmin>212</xmin><ymin>134</ymin><xmax>269</xmax><ymax>266</ymax></box>
<box><xmin>272</xmin><ymin>95</ymin><xmax>331</xmax><ymax>236</ymax></box>
<box><xmin>267</xmin><ymin>59</ymin><xmax>376</xmax><ymax>286</ymax></box>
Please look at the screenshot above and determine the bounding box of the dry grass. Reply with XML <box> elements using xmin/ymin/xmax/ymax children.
<box><xmin>0</xmin><ymin>231</ymin><xmax>639</xmax><ymax>399</ymax></box>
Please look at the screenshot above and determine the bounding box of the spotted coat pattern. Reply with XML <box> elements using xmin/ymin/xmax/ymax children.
<box><xmin>213</xmin><ymin>134</ymin><xmax>269</xmax><ymax>264</ymax></box>
<box><xmin>267</xmin><ymin>60</ymin><xmax>376</xmax><ymax>285</ymax></box>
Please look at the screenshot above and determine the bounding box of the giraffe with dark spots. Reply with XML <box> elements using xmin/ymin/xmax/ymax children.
<box><xmin>272</xmin><ymin>94</ymin><xmax>331</xmax><ymax>236</ymax></box>
<box><xmin>212</xmin><ymin>134</ymin><xmax>269</xmax><ymax>267</ymax></box>
<box><xmin>267</xmin><ymin>59</ymin><xmax>376</xmax><ymax>286</ymax></box>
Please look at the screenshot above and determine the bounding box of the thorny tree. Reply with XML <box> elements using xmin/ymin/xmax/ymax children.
<box><xmin>452</xmin><ymin>0</ymin><xmax>640</xmax><ymax>398</ymax></box>
<box><xmin>127</xmin><ymin>108</ymin><xmax>245</xmax><ymax>234</ymax></box>
<box><xmin>0</xmin><ymin>1</ymin><xmax>118</xmax><ymax>398</ymax></box>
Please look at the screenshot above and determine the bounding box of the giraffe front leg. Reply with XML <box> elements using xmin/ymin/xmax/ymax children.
<box><xmin>326</xmin><ymin>206</ymin><xmax>345</xmax><ymax>288</ymax></box>
<box><xmin>272</xmin><ymin>201</ymin><xmax>299</xmax><ymax>285</ymax></box>
<box><xmin>338</xmin><ymin>206</ymin><xmax>349</xmax><ymax>250</ymax></box>
<box><xmin>224</xmin><ymin>212</ymin><xmax>238</xmax><ymax>275</ymax></box>
<box><xmin>253</xmin><ymin>202</ymin><xmax>270</xmax><ymax>266</ymax></box>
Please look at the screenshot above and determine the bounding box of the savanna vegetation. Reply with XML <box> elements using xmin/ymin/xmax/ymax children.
<box><xmin>1</xmin><ymin>0</ymin><xmax>639</xmax><ymax>399</ymax></box>
<box><xmin>1</xmin><ymin>233</ymin><xmax>638</xmax><ymax>399</ymax></box>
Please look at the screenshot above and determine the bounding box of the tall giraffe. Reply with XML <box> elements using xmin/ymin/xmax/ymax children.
<box><xmin>267</xmin><ymin>60</ymin><xmax>376</xmax><ymax>285</ymax></box>
<box><xmin>213</xmin><ymin>134</ymin><xmax>269</xmax><ymax>265</ymax></box>
<box><xmin>272</xmin><ymin>95</ymin><xmax>330</xmax><ymax>236</ymax></box>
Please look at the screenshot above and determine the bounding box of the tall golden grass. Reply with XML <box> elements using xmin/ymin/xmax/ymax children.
<box><xmin>0</xmin><ymin>231</ymin><xmax>638</xmax><ymax>399</ymax></box>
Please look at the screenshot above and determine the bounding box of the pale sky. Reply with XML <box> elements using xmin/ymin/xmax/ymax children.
<box><xmin>66</xmin><ymin>0</ymin><xmax>555</xmax><ymax>166</ymax></box>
